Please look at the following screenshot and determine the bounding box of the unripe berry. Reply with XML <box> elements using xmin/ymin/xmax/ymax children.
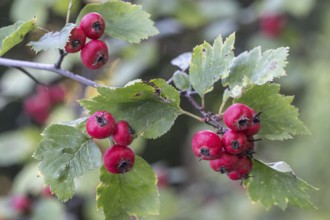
<box><xmin>209</xmin><ymin>153</ymin><xmax>239</xmax><ymax>173</ymax></box>
<box><xmin>191</xmin><ymin>130</ymin><xmax>222</xmax><ymax>160</ymax></box>
<box><xmin>86</xmin><ymin>110</ymin><xmax>115</xmax><ymax>139</ymax></box>
<box><xmin>223</xmin><ymin>103</ymin><xmax>254</xmax><ymax>132</ymax></box>
<box><xmin>80</xmin><ymin>12</ymin><xmax>106</xmax><ymax>40</ymax></box>
<box><xmin>103</xmin><ymin>145</ymin><xmax>135</xmax><ymax>174</ymax></box>
<box><xmin>222</xmin><ymin>130</ymin><xmax>248</xmax><ymax>155</ymax></box>
<box><xmin>64</xmin><ymin>26</ymin><xmax>86</xmax><ymax>53</ymax></box>
<box><xmin>112</xmin><ymin>120</ymin><xmax>135</xmax><ymax>146</ymax></box>
<box><xmin>81</xmin><ymin>40</ymin><xmax>109</xmax><ymax>69</ymax></box>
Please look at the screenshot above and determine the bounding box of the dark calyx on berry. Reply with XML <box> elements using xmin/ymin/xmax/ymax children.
<box><xmin>95</xmin><ymin>114</ymin><xmax>108</xmax><ymax>127</ymax></box>
<box><xmin>118</xmin><ymin>160</ymin><xmax>132</xmax><ymax>173</ymax></box>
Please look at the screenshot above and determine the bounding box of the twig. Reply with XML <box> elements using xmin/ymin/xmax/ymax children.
<box><xmin>181</xmin><ymin>90</ymin><xmax>226</xmax><ymax>133</ymax></box>
<box><xmin>0</xmin><ymin>57</ymin><xmax>102</xmax><ymax>88</ymax></box>
<box><xmin>54</xmin><ymin>49</ymin><xmax>67</xmax><ymax>69</ymax></box>
<box><xmin>66</xmin><ymin>0</ymin><xmax>73</xmax><ymax>24</ymax></box>
<box><xmin>14</xmin><ymin>67</ymin><xmax>47</xmax><ymax>86</ymax></box>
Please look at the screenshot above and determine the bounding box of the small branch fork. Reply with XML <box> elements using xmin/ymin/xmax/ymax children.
<box><xmin>180</xmin><ymin>90</ymin><xmax>226</xmax><ymax>134</ymax></box>
<box><xmin>0</xmin><ymin>57</ymin><xmax>102</xmax><ymax>88</ymax></box>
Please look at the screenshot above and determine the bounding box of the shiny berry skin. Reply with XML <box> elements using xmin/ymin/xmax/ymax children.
<box><xmin>236</xmin><ymin>156</ymin><xmax>253</xmax><ymax>177</ymax></box>
<box><xmin>227</xmin><ymin>170</ymin><xmax>243</xmax><ymax>181</ymax></box>
<box><xmin>64</xmin><ymin>26</ymin><xmax>86</xmax><ymax>53</ymax></box>
<box><xmin>245</xmin><ymin>112</ymin><xmax>261</xmax><ymax>136</ymax></box>
<box><xmin>223</xmin><ymin>103</ymin><xmax>254</xmax><ymax>132</ymax></box>
<box><xmin>86</xmin><ymin>110</ymin><xmax>115</xmax><ymax>139</ymax></box>
<box><xmin>192</xmin><ymin>130</ymin><xmax>222</xmax><ymax>160</ymax></box>
<box><xmin>222</xmin><ymin>130</ymin><xmax>248</xmax><ymax>155</ymax></box>
<box><xmin>112</xmin><ymin>120</ymin><xmax>135</xmax><ymax>146</ymax></box>
<box><xmin>80</xmin><ymin>12</ymin><xmax>106</xmax><ymax>39</ymax></box>
<box><xmin>81</xmin><ymin>40</ymin><xmax>109</xmax><ymax>69</ymax></box>
<box><xmin>103</xmin><ymin>145</ymin><xmax>135</xmax><ymax>174</ymax></box>
<box><xmin>227</xmin><ymin>156</ymin><xmax>253</xmax><ymax>180</ymax></box>
<box><xmin>209</xmin><ymin>153</ymin><xmax>239</xmax><ymax>174</ymax></box>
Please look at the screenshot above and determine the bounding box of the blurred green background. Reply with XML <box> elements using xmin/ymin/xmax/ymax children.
<box><xmin>0</xmin><ymin>0</ymin><xmax>329</xmax><ymax>219</ymax></box>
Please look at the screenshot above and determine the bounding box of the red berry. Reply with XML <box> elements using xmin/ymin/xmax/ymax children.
<box><xmin>222</xmin><ymin>130</ymin><xmax>248</xmax><ymax>155</ymax></box>
<box><xmin>80</xmin><ymin>12</ymin><xmax>106</xmax><ymax>40</ymax></box>
<box><xmin>86</xmin><ymin>110</ymin><xmax>115</xmax><ymax>139</ymax></box>
<box><xmin>260</xmin><ymin>13</ymin><xmax>286</xmax><ymax>38</ymax></box>
<box><xmin>41</xmin><ymin>186</ymin><xmax>53</xmax><ymax>198</ymax></box>
<box><xmin>245</xmin><ymin>112</ymin><xmax>261</xmax><ymax>136</ymax></box>
<box><xmin>81</xmin><ymin>40</ymin><xmax>109</xmax><ymax>69</ymax></box>
<box><xmin>11</xmin><ymin>195</ymin><xmax>31</xmax><ymax>213</ymax></box>
<box><xmin>103</xmin><ymin>145</ymin><xmax>135</xmax><ymax>174</ymax></box>
<box><xmin>236</xmin><ymin>156</ymin><xmax>253</xmax><ymax>177</ymax></box>
<box><xmin>209</xmin><ymin>153</ymin><xmax>239</xmax><ymax>173</ymax></box>
<box><xmin>64</xmin><ymin>26</ymin><xmax>87</xmax><ymax>53</ymax></box>
<box><xmin>23</xmin><ymin>88</ymin><xmax>51</xmax><ymax>124</ymax></box>
<box><xmin>227</xmin><ymin>170</ymin><xmax>242</xmax><ymax>181</ymax></box>
<box><xmin>48</xmin><ymin>84</ymin><xmax>66</xmax><ymax>104</ymax></box>
<box><xmin>112</xmin><ymin>120</ymin><xmax>135</xmax><ymax>146</ymax></box>
<box><xmin>223</xmin><ymin>103</ymin><xmax>254</xmax><ymax>132</ymax></box>
<box><xmin>191</xmin><ymin>130</ymin><xmax>222</xmax><ymax>160</ymax></box>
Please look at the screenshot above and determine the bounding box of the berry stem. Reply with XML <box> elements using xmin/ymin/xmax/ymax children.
<box><xmin>181</xmin><ymin>90</ymin><xmax>226</xmax><ymax>132</ymax></box>
<box><xmin>54</xmin><ymin>49</ymin><xmax>67</xmax><ymax>69</ymax></box>
<box><xmin>180</xmin><ymin>109</ymin><xmax>204</xmax><ymax>122</ymax></box>
<box><xmin>66</xmin><ymin>0</ymin><xmax>73</xmax><ymax>24</ymax></box>
<box><xmin>0</xmin><ymin>57</ymin><xmax>101</xmax><ymax>88</ymax></box>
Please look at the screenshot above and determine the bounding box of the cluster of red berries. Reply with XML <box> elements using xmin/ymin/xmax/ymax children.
<box><xmin>192</xmin><ymin>103</ymin><xmax>261</xmax><ymax>181</ymax></box>
<box><xmin>65</xmin><ymin>12</ymin><xmax>109</xmax><ymax>70</ymax></box>
<box><xmin>23</xmin><ymin>84</ymin><xmax>66</xmax><ymax>124</ymax></box>
<box><xmin>86</xmin><ymin>110</ymin><xmax>136</xmax><ymax>174</ymax></box>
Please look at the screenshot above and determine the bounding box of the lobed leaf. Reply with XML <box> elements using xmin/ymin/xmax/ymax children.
<box><xmin>97</xmin><ymin>156</ymin><xmax>160</xmax><ymax>220</ymax></box>
<box><xmin>80</xmin><ymin>79</ymin><xmax>182</xmax><ymax>139</ymax></box>
<box><xmin>0</xmin><ymin>18</ymin><xmax>36</xmax><ymax>56</ymax></box>
<box><xmin>33</xmin><ymin>124</ymin><xmax>102</xmax><ymax>201</ymax></box>
<box><xmin>172</xmin><ymin>71</ymin><xmax>191</xmax><ymax>91</ymax></box>
<box><xmin>28</xmin><ymin>23</ymin><xmax>75</xmax><ymax>53</ymax></box>
<box><xmin>76</xmin><ymin>1</ymin><xmax>159</xmax><ymax>43</ymax></box>
<box><xmin>189</xmin><ymin>33</ymin><xmax>235</xmax><ymax>97</ymax></box>
<box><xmin>234</xmin><ymin>83</ymin><xmax>310</xmax><ymax>140</ymax></box>
<box><xmin>223</xmin><ymin>47</ymin><xmax>289</xmax><ymax>88</ymax></box>
<box><xmin>244</xmin><ymin>159</ymin><xmax>318</xmax><ymax>210</ymax></box>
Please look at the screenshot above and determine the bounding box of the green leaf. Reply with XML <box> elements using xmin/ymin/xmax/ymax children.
<box><xmin>28</xmin><ymin>23</ymin><xmax>75</xmax><ymax>53</ymax></box>
<box><xmin>0</xmin><ymin>18</ymin><xmax>36</xmax><ymax>56</ymax></box>
<box><xmin>223</xmin><ymin>47</ymin><xmax>289</xmax><ymax>88</ymax></box>
<box><xmin>32</xmin><ymin>198</ymin><xmax>66</xmax><ymax>220</ymax></box>
<box><xmin>33</xmin><ymin>124</ymin><xmax>102</xmax><ymax>201</ymax></box>
<box><xmin>76</xmin><ymin>1</ymin><xmax>159</xmax><ymax>43</ymax></box>
<box><xmin>244</xmin><ymin>159</ymin><xmax>317</xmax><ymax>210</ymax></box>
<box><xmin>189</xmin><ymin>33</ymin><xmax>235</xmax><ymax>97</ymax></box>
<box><xmin>172</xmin><ymin>71</ymin><xmax>191</xmax><ymax>91</ymax></box>
<box><xmin>80</xmin><ymin>79</ymin><xmax>182</xmax><ymax>139</ymax></box>
<box><xmin>234</xmin><ymin>83</ymin><xmax>310</xmax><ymax>140</ymax></box>
<box><xmin>97</xmin><ymin>156</ymin><xmax>160</xmax><ymax>220</ymax></box>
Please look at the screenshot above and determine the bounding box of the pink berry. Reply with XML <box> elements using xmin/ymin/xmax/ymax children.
<box><xmin>227</xmin><ymin>170</ymin><xmax>243</xmax><ymax>181</ymax></box>
<box><xmin>11</xmin><ymin>195</ymin><xmax>31</xmax><ymax>213</ymax></box>
<box><xmin>112</xmin><ymin>120</ymin><xmax>135</xmax><ymax>146</ymax></box>
<box><xmin>223</xmin><ymin>103</ymin><xmax>255</xmax><ymax>132</ymax></box>
<box><xmin>209</xmin><ymin>153</ymin><xmax>239</xmax><ymax>173</ymax></box>
<box><xmin>48</xmin><ymin>84</ymin><xmax>66</xmax><ymax>104</ymax></box>
<box><xmin>227</xmin><ymin>156</ymin><xmax>253</xmax><ymax>181</ymax></box>
<box><xmin>222</xmin><ymin>130</ymin><xmax>248</xmax><ymax>155</ymax></box>
<box><xmin>191</xmin><ymin>130</ymin><xmax>222</xmax><ymax>160</ymax></box>
<box><xmin>245</xmin><ymin>112</ymin><xmax>261</xmax><ymax>136</ymax></box>
<box><xmin>260</xmin><ymin>13</ymin><xmax>286</xmax><ymax>38</ymax></box>
<box><xmin>81</xmin><ymin>40</ymin><xmax>109</xmax><ymax>69</ymax></box>
<box><xmin>86</xmin><ymin>110</ymin><xmax>115</xmax><ymax>139</ymax></box>
<box><xmin>103</xmin><ymin>145</ymin><xmax>135</xmax><ymax>174</ymax></box>
<box><xmin>64</xmin><ymin>26</ymin><xmax>86</xmax><ymax>53</ymax></box>
<box><xmin>80</xmin><ymin>12</ymin><xmax>106</xmax><ymax>40</ymax></box>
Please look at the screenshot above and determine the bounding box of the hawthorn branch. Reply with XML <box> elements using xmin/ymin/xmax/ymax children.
<box><xmin>182</xmin><ymin>90</ymin><xmax>226</xmax><ymax>133</ymax></box>
<box><xmin>0</xmin><ymin>57</ymin><xmax>101</xmax><ymax>88</ymax></box>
